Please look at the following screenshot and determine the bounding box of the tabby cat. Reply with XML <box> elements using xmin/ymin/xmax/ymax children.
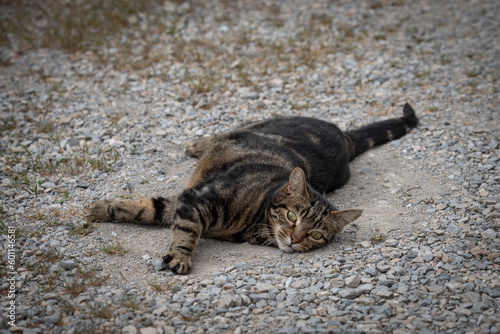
<box><xmin>85</xmin><ymin>103</ymin><xmax>418</xmax><ymax>274</ymax></box>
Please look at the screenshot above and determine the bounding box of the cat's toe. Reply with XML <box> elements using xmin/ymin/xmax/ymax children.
<box><xmin>163</xmin><ymin>251</ymin><xmax>193</xmax><ymax>275</ymax></box>
<box><xmin>84</xmin><ymin>200</ymin><xmax>113</xmax><ymax>222</ymax></box>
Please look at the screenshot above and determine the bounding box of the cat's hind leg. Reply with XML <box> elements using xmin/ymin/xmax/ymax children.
<box><xmin>84</xmin><ymin>197</ymin><xmax>176</xmax><ymax>227</ymax></box>
<box><xmin>186</xmin><ymin>137</ymin><xmax>214</xmax><ymax>158</ymax></box>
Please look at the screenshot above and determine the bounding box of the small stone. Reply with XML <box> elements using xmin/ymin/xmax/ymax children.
<box><xmin>139</xmin><ymin>328</ymin><xmax>159</xmax><ymax>334</ymax></box>
<box><xmin>478</xmin><ymin>189</ymin><xmax>489</xmax><ymax>197</ymax></box>
<box><xmin>152</xmin><ymin>259</ymin><xmax>167</xmax><ymax>271</ymax></box>
<box><xmin>218</xmin><ymin>293</ymin><xmax>242</xmax><ymax>308</ymax></box>
<box><xmin>366</xmin><ymin>266</ymin><xmax>378</xmax><ymax>276</ymax></box>
<box><xmin>487</xmin><ymin>253</ymin><xmax>499</xmax><ymax>261</ymax></box>
<box><xmin>76</xmin><ymin>181</ymin><xmax>89</xmax><ymax>188</ymax></box>
<box><xmin>122</xmin><ymin>325</ymin><xmax>139</xmax><ymax>334</ymax></box>
<box><xmin>446</xmin><ymin>224</ymin><xmax>461</xmax><ymax>235</ymax></box>
<box><xmin>291</xmin><ymin>279</ymin><xmax>309</xmax><ymax>289</ymax></box>
<box><xmin>454</xmin><ymin>307</ymin><xmax>472</xmax><ymax>316</ymax></box>
<box><xmin>355</xmin><ymin>297</ymin><xmax>375</xmax><ymax>305</ymax></box>
<box><xmin>406</xmin><ymin>249</ymin><xmax>419</xmax><ymax>259</ymax></box>
<box><xmin>461</xmin><ymin>292</ymin><xmax>481</xmax><ymax>303</ymax></box>
<box><xmin>152</xmin><ymin>304</ymin><xmax>168</xmax><ymax>315</ymax></box>
<box><xmin>242</xmin><ymin>92</ymin><xmax>259</xmax><ymax>99</ymax></box>
<box><xmin>396</xmin><ymin>284</ymin><xmax>409</xmax><ymax>294</ymax></box>
<box><xmin>445</xmin><ymin>282</ymin><xmax>463</xmax><ymax>290</ymax></box>
<box><xmin>470</xmin><ymin>247</ymin><xmax>489</xmax><ymax>257</ymax></box>
<box><xmin>427</xmin><ymin>285</ymin><xmax>446</xmax><ymax>294</ymax></box>
<box><xmin>59</xmin><ymin>260</ymin><xmax>77</xmax><ymax>270</ymax></box>
<box><xmin>481</xmin><ymin>229</ymin><xmax>496</xmax><ymax>239</ymax></box>
<box><xmin>41</xmin><ymin>182</ymin><xmax>56</xmax><ymax>189</ymax></box>
<box><xmin>360</xmin><ymin>241</ymin><xmax>372</xmax><ymax>248</ymax></box>
<box><xmin>339</xmin><ymin>289</ymin><xmax>363</xmax><ymax>299</ymax></box>
<box><xmin>345</xmin><ymin>276</ymin><xmax>361</xmax><ymax>288</ymax></box>
<box><xmin>254</xmin><ymin>284</ymin><xmax>273</xmax><ymax>293</ymax></box>
<box><xmin>375</xmin><ymin>290</ymin><xmax>394</xmax><ymax>298</ymax></box>
<box><xmin>376</xmin><ymin>263</ymin><xmax>391</xmax><ymax>273</ymax></box>
<box><xmin>236</xmin><ymin>262</ymin><xmax>252</xmax><ymax>271</ymax></box>
<box><xmin>436</xmin><ymin>203</ymin><xmax>447</xmax><ymax>210</ymax></box>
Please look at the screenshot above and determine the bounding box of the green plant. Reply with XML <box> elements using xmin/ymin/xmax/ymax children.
<box><xmin>70</xmin><ymin>221</ymin><xmax>95</xmax><ymax>236</ymax></box>
<box><xmin>40</xmin><ymin>246</ymin><xmax>64</xmax><ymax>264</ymax></box>
<box><xmin>100</xmin><ymin>241</ymin><xmax>130</xmax><ymax>255</ymax></box>
<box><xmin>120</xmin><ymin>293</ymin><xmax>140</xmax><ymax>310</ymax></box>
<box><xmin>76</xmin><ymin>266</ymin><xmax>110</xmax><ymax>287</ymax></box>
<box><xmin>147</xmin><ymin>280</ymin><xmax>175</xmax><ymax>292</ymax></box>
<box><xmin>371</xmin><ymin>234</ymin><xmax>387</xmax><ymax>244</ymax></box>
<box><xmin>63</xmin><ymin>277</ymin><xmax>87</xmax><ymax>296</ymax></box>
<box><xmin>87</xmin><ymin>301</ymin><xmax>113</xmax><ymax>319</ymax></box>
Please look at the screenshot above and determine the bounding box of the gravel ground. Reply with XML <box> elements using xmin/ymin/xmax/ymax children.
<box><xmin>1</xmin><ymin>0</ymin><xmax>499</xmax><ymax>333</ymax></box>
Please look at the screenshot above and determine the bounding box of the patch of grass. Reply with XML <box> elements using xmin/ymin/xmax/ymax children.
<box><xmin>88</xmin><ymin>301</ymin><xmax>113</xmax><ymax>320</ymax></box>
<box><xmin>0</xmin><ymin>0</ymin><xmax>164</xmax><ymax>52</ymax></box>
<box><xmin>31</xmin><ymin>261</ymin><xmax>51</xmax><ymax>276</ymax></box>
<box><xmin>147</xmin><ymin>280</ymin><xmax>175</xmax><ymax>292</ymax></box>
<box><xmin>100</xmin><ymin>241</ymin><xmax>130</xmax><ymax>255</ymax></box>
<box><xmin>290</xmin><ymin>102</ymin><xmax>311</xmax><ymax>111</ymax></box>
<box><xmin>36</xmin><ymin>119</ymin><xmax>55</xmax><ymax>134</ymax></box>
<box><xmin>25</xmin><ymin>208</ymin><xmax>67</xmax><ymax>228</ymax></box>
<box><xmin>188</xmin><ymin>71</ymin><xmax>217</xmax><ymax>95</ymax></box>
<box><xmin>466</xmin><ymin>70</ymin><xmax>481</xmax><ymax>78</ymax></box>
<box><xmin>120</xmin><ymin>293</ymin><xmax>140</xmax><ymax>310</ymax></box>
<box><xmin>371</xmin><ymin>234</ymin><xmax>387</xmax><ymax>244</ymax></box>
<box><xmin>63</xmin><ymin>277</ymin><xmax>87</xmax><ymax>297</ymax></box>
<box><xmin>40</xmin><ymin>246</ymin><xmax>64</xmax><ymax>264</ymax></box>
<box><xmin>421</xmin><ymin>197</ymin><xmax>435</xmax><ymax>204</ymax></box>
<box><xmin>0</xmin><ymin>220</ymin><xmax>24</xmax><ymax>239</ymax></box>
<box><xmin>70</xmin><ymin>221</ymin><xmax>96</xmax><ymax>236</ymax></box>
<box><xmin>60</xmin><ymin>298</ymin><xmax>79</xmax><ymax>314</ymax></box>
<box><xmin>76</xmin><ymin>266</ymin><xmax>110</xmax><ymax>287</ymax></box>
<box><xmin>4</xmin><ymin>138</ymin><xmax>120</xmax><ymax>183</ymax></box>
<box><xmin>0</xmin><ymin>116</ymin><xmax>17</xmax><ymax>131</ymax></box>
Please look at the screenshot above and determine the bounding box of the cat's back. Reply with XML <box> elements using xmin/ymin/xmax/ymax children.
<box><xmin>227</xmin><ymin>116</ymin><xmax>343</xmax><ymax>147</ymax></box>
<box><xmin>193</xmin><ymin>116</ymin><xmax>349</xmax><ymax>193</ymax></box>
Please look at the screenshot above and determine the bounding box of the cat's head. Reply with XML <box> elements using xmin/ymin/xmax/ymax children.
<box><xmin>270</xmin><ymin>167</ymin><xmax>362</xmax><ymax>252</ymax></box>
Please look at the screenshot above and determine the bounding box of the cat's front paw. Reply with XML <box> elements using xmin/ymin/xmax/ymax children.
<box><xmin>84</xmin><ymin>200</ymin><xmax>114</xmax><ymax>222</ymax></box>
<box><xmin>163</xmin><ymin>251</ymin><xmax>193</xmax><ymax>275</ymax></box>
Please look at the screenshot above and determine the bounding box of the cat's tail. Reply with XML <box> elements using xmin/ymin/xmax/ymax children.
<box><xmin>344</xmin><ymin>103</ymin><xmax>418</xmax><ymax>161</ymax></box>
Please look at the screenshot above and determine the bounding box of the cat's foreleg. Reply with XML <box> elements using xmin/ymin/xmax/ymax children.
<box><xmin>84</xmin><ymin>197</ymin><xmax>176</xmax><ymax>227</ymax></box>
<box><xmin>162</xmin><ymin>216</ymin><xmax>203</xmax><ymax>274</ymax></box>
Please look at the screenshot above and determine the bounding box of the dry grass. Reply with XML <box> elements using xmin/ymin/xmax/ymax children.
<box><xmin>0</xmin><ymin>0</ymin><xmax>375</xmax><ymax>99</ymax></box>
<box><xmin>0</xmin><ymin>0</ymin><xmax>164</xmax><ymax>53</ymax></box>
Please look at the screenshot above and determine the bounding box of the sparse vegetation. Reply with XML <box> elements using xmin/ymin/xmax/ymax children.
<box><xmin>100</xmin><ymin>241</ymin><xmax>130</xmax><ymax>255</ymax></box>
<box><xmin>0</xmin><ymin>0</ymin><xmax>164</xmax><ymax>53</ymax></box>
<box><xmin>371</xmin><ymin>234</ymin><xmax>387</xmax><ymax>244</ymax></box>
<box><xmin>147</xmin><ymin>280</ymin><xmax>176</xmax><ymax>292</ymax></box>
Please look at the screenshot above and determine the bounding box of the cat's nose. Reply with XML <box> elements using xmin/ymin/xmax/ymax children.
<box><xmin>291</xmin><ymin>235</ymin><xmax>300</xmax><ymax>244</ymax></box>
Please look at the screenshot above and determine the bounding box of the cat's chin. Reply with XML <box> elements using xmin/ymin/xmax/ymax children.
<box><xmin>276</xmin><ymin>241</ymin><xmax>295</xmax><ymax>253</ymax></box>
<box><xmin>277</xmin><ymin>241</ymin><xmax>309</xmax><ymax>253</ymax></box>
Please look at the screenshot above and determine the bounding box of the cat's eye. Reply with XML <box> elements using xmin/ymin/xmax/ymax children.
<box><xmin>310</xmin><ymin>231</ymin><xmax>323</xmax><ymax>240</ymax></box>
<box><xmin>286</xmin><ymin>210</ymin><xmax>297</xmax><ymax>222</ymax></box>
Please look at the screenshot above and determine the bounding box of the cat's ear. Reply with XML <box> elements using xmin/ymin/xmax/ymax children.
<box><xmin>329</xmin><ymin>209</ymin><xmax>362</xmax><ymax>231</ymax></box>
<box><xmin>287</xmin><ymin>167</ymin><xmax>311</xmax><ymax>198</ymax></box>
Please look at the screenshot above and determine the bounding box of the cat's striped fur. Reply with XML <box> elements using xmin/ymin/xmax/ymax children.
<box><xmin>85</xmin><ymin>103</ymin><xmax>418</xmax><ymax>274</ymax></box>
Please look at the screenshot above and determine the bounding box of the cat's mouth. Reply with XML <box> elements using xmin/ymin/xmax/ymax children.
<box><xmin>276</xmin><ymin>238</ymin><xmax>307</xmax><ymax>253</ymax></box>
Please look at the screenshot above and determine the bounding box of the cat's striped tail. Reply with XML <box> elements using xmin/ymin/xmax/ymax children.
<box><xmin>344</xmin><ymin>103</ymin><xmax>418</xmax><ymax>161</ymax></box>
